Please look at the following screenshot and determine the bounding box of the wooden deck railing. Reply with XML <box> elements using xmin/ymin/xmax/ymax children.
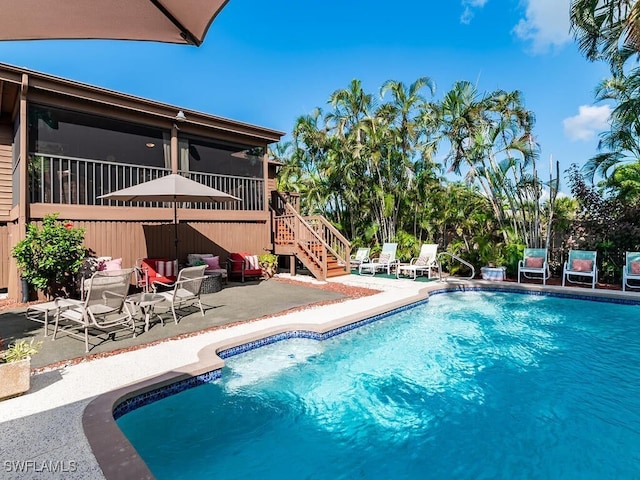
<box><xmin>28</xmin><ymin>153</ymin><xmax>264</xmax><ymax>210</ymax></box>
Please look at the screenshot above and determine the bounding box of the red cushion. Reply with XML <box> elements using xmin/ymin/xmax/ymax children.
<box><xmin>149</xmin><ymin>274</ymin><xmax>177</xmax><ymax>285</ymax></box>
<box><xmin>525</xmin><ymin>257</ymin><xmax>543</xmax><ymax>268</ymax></box>
<box><xmin>631</xmin><ymin>261</ymin><xmax>640</xmax><ymax>275</ymax></box>
<box><xmin>572</xmin><ymin>259</ymin><xmax>593</xmax><ymax>272</ymax></box>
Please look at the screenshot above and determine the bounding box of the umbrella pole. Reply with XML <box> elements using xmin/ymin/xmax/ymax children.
<box><xmin>173</xmin><ymin>198</ymin><xmax>179</xmax><ymax>263</ymax></box>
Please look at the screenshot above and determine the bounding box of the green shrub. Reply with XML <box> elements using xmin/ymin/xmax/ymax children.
<box><xmin>12</xmin><ymin>213</ymin><xmax>87</xmax><ymax>298</ymax></box>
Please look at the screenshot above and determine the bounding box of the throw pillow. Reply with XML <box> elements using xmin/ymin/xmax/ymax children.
<box><xmin>204</xmin><ymin>256</ymin><xmax>221</xmax><ymax>270</ymax></box>
<box><xmin>631</xmin><ymin>261</ymin><xmax>640</xmax><ymax>275</ymax></box>
<box><xmin>525</xmin><ymin>257</ymin><xmax>544</xmax><ymax>268</ymax></box>
<box><xmin>571</xmin><ymin>259</ymin><xmax>593</xmax><ymax>272</ymax></box>
<box><xmin>415</xmin><ymin>255</ymin><xmax>430</xmax><ymax>266</ymax></box>
<box><xmin>245</xmin><ymin>254</ymin><xmax>260</xmax><ymax>270</ymax></box>
<box><xmin>378</xmin><ymin>253</ymin><xmax>391</xmax><ymax>264</ymax></box>
<box><xmin>103</xmin><ymin>258</ymin><xmax>123</xmax><ymax>271</ymax></box>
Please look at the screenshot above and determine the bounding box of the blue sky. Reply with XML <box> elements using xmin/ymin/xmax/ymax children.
<box><xmin>0</xmin><ymin>0</ymin><xmax>612</xmax><ymax>192</ymax></box>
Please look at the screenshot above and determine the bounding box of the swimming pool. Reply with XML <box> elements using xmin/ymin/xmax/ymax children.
<box><xmin>116</xmin><ymin>291</ymin><xmax>640</xmax><ymax>479</ymax></box>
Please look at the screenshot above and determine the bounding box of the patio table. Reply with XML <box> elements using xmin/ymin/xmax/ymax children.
<box><xmin>125</xmin><ymin>293</ymin><xmax>166</xmax><ymax>332</ymax></box>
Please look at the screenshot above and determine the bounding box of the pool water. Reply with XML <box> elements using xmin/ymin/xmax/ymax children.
<box><xmin>117</xmin><ymin>291</ymin><xmax>640</xmax><ymax>479</ymax></box>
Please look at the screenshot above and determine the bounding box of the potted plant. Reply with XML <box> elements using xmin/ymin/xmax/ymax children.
<box><xmin>0</xmin><ymin>338</ymin><xmax>41</xmax><ymax>400</ymax></box>
<box><xmin>258</xmin><ymin>253</ymin><xmax>278</xmax><ymax>279</ymax></box>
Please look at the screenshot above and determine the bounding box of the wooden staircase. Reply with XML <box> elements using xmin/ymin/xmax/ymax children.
<box><xmin>271</xmin><ymin>192</ymin><xmax>351</xmax><ymax>281</ymax></box>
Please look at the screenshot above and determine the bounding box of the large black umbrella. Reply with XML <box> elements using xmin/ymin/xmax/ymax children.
<box><xmin>98</xmin><ymin>174</ymin><xmax>240</xmax><ymax>259</ymax></box>
<box><xmin>0</xmin><ymin>0</ymin><xmax>230</xmax><ymax>46</ymax></box>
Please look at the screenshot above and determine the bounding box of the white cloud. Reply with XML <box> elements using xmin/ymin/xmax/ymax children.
<box><xmin>563</xmin><ymin>105</ymin><xmax>611</xmax><ymax>141</ymax></box>
<box><xmin>512</xmin><ymin>0</ymin><xmax>572</xmax><ymax>54</ymax></box>
<box><xmin>460</xmin><ymin>0</ymin><xmax>488</xmax><ymax>24</ymax></box>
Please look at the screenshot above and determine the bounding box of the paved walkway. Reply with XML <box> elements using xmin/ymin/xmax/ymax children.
<box><xmin>0</xmin><ymin>274</ymin><xmax>428</xmax><ymax>480</ymax></box>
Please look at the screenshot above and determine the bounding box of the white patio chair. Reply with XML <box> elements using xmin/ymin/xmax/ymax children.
<box><xmin>518</xmin><ymin>248</ymin><xmax>550</xmax><ymax>285</ymax></box>
<box><xmin>622</xmin><ymin>251</ymin><xmax>640</xmax><ymax>292</ymax></box>
<box><xmin>562</xmin><ymin>250</ymin><xmax>598</xmax><ymax>289</ymax></box>
<box><xmin>155</xmin><ymin>265</ymin><xmax>207</xmax><ymax>325</ymax></box>
<box><xmin>53</xmin><ymin>268</ymin><xmax>135</xmax><ymax>353</ymax></box>
<box><xmin>350</xmin><ymin>248</ymin><xmax>371</xmax><ymax>270</ymax></box>
<box><xmin>358</xmin><ymin>243</ymin><xmax>398</xmax><ymax>276</ymax></box>
<box><xmin>396</xmin><ymin>244</ymin><xmax>439</xmax><ymax>280</ymax></box>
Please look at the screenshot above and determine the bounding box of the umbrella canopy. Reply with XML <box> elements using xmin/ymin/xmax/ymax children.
<box><xmin>0</xmin><ymin>0</ymin><xmax>230</xmax><ymax>46</ymax></box>
<box><xmin>98</xmin><ymin>173</ymin><xmax>240</xmax><ymax>204</ymax></box>
<box><xmin>98</xmin><ymin>174</ymin><xmax>240</xmax><ymax>259</ymax></box>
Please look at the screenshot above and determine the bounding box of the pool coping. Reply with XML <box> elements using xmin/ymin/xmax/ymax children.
<box><xmin>82</xmin><ymin>280</ymin><xmax>640</xmax><ymax>479</ymax></box>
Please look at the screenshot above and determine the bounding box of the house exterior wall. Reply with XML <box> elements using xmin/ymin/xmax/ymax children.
<box><xmin>0</xmin><ymin>63</ymin><xmax>284</xmax><ymax>299</ymax></box>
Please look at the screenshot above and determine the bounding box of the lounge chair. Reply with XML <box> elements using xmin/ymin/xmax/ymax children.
<box><xmin>350</xmin><ymin>248</ymin><xmax>371</xmax><ymax>270</ymax></box>
<box><xmin>396</xmin><ymin>244</ymin><xmax>439</xmax><ymax>280</ymax></box>
<box><xmin>562</xmin><ymin>249</ymin><xmax>598</xmax><ymax>289</ymax></box>
<box><xmin>155</xmin><ymin>265</ymin><xmax>207</xmax><ymax>324</ymax></box>
<box><xmin>518</xmin><ymin>248</ymin><xmax>550</xmax><ymax>285</ymax></box>
<box><xmin>358</xmin><ymin>243</ymin><xmax>398</xmax><ymax>276</ymax></box>
<box><xmin>622</xmin><ymin>251</ymin><xmax>640</xmax><ymax>292</ymax></box>
<box><xmin>53</xmin><ymin>268</ymin><xmax>135</xmax><ymax>353</ymax></box>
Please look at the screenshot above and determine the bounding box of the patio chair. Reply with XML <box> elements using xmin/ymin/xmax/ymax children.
<box><xmin>518</xmin><ymin>248</ymin><xmax>550</xmax><ymax>285</ymax></box>
<box><xmin>358</xmin><ymin>243</ymin><xmax>398</xmax><ymax>276</ymax></box>
<box><xmin>135</xmin><ymin>258</ymin><xmax>178</xmax><ymax>292</ymax></box>
<box><xmin>562</xmin><ymin>250</ymin><xmax>598</xmax><ymax>289</ymax></box>
<box><xmin>396</xmin><ymin>244</ymin><xmax>439</xmax><ymax>280</ymax></box>
<box><xmin>350</xmin><ymin>248</ymin><xmax>371</xmax><ymax>270</ymax></box>
<box><xmin>52</xmin><ymin>268</ymin><xmax>135</xmax><ymax>353</ymax></box>
<box><xmin>227</xmin><ymin>252</ymin><xmax>263</xmax><ymax>283</ymax></box>
<box><xmin>155</xmin><ymin>265</ymin><xmax>207</xmax><ymax>325</ymax></box>
<box><xmin>622</xmin><ymin>251</ymin><xmax>640</xmax><ymax>292</ymax></box>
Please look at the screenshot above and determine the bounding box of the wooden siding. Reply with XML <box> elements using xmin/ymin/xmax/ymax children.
<box><xmin>0</xmin><ymin>223</ymin><xmax>9</xmax><ymax>290</ymax></box>
<box><xmin>0</xmin><ymin>124</ymin><xmax>12</xmax><ymax>220</ymax></box>
<box><xmin>24</xmin><ymin>218</ymin><xmax>270</xmax><ymax>272</ymax></box>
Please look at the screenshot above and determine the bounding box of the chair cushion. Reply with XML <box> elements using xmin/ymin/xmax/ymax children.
<box><xmin>187</xmin><ymin>253</ymin><xmax>214</xmax><ymax>266</ymax></box>
<box><xmin>571</xmin><ymin>259</ymin><xmax>593</xmax><ymax>272</ymax></box>
<box><xmin>525</xmin><ymin>257</ymin><xmax>544</xmax><ymax>268</ymax></box>
<box><xmin>631</xmin><ymin>261</ymin><xmax>640</xmax><ymax>275</ymax></box>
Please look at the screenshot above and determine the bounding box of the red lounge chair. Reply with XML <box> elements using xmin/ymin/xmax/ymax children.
<box><xmin>227</xmin><ymin>252</ymin><xmax>262</xmax><ymax>283</ymax></box>
<box><xmin>136</xmin><ymin>258</ymin><xmax>178</xmax><ymax>292</ymax></box>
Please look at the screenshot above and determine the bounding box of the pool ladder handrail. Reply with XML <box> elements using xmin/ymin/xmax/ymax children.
<box><xmin>436</xmin><ymin>252</ymin><xmax>475</xmax><ymax>281</ymax></box>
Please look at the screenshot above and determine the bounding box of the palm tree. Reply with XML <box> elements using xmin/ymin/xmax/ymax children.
<box><xmin>570</xmin><ymin>0</ymin><xmax>640</xmax><ymax>66</ymax></box>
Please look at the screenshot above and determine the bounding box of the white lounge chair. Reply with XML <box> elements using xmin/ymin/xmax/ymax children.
<box><xmin>350</xmin><ymin>248</ymin><xmax>371</xmax><ymax>270</ymax></box>
<box><xmin>155</xmin><ymin>265</ymin><xmax>207</xmax><ymax>324</ymax></box>
<box><xmin>396</xmin><ymin>244</ymin><xmax>438</xmax><ymax>280</ymax></box>
<box><xmin>562</xmin><ymin>250</ymin><xmax>598</xmax><ymax>289</ymax></box>
<box><xmin>622</xmin><ymin>251</ymin><xmax>640</xmax><ymax>292</ymax></box>
<box><xmin>518</xmin><ymin>248</ymin><xmax>550</xmax><ymax>285</ymax></box>
<box><xmin>53</xmin><ymin>268</ymin><xmax>135</xmax><ymax>353</ymax></box>
<box><xmin>359</xmin><ymin>243</ymin><xmax>398</xmax><ymax>276</ymax></box>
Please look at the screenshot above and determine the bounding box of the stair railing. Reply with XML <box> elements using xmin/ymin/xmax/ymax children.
<box><xmin>303</xmin><ymin>215</ymin><xmax>350</xmax><ymax>269</ymax></box>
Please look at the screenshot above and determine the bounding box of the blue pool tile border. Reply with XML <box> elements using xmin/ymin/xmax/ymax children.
<box><xmin>113</xmin><ymin>369</ymin><xmax>221</xmax><ymax>420</ymax></box>
<box><xmin>113</xmin><ymin>285</ymin><xmax>640</xmax><ymax>419</ymax></box>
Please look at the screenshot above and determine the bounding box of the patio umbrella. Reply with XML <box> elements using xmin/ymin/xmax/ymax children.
<box><xmin>0</xmin><ymin>0</ymin><xmax>229</xmax><ymax>46</ymax></box>
<box><xmin>98</xmin><ymin>174</ymin><xmax>240</xmax><ymax>259</ymax></box>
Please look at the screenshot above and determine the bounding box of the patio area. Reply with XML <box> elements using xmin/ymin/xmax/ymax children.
<box><xmin>0</xmin><ymin>277</ymin><xmax>367</xmax><ymax>370</ymax></box>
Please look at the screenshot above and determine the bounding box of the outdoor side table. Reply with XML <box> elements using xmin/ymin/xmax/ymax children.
<box><xmin>125</xmin><ymin>293</ymin><xmax>166</xmax><ymax>332</ymax></box>
<box><xmin>201</xmin><ymin>273</ymin><xmax>223</xmax><ymax>294</ymax></box>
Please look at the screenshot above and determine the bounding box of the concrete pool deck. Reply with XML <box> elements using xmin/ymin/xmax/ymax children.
<box><xmin>1</xmin><ymin>275</ymin><xmax>638</xmax><ymax>479</ymax></box>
